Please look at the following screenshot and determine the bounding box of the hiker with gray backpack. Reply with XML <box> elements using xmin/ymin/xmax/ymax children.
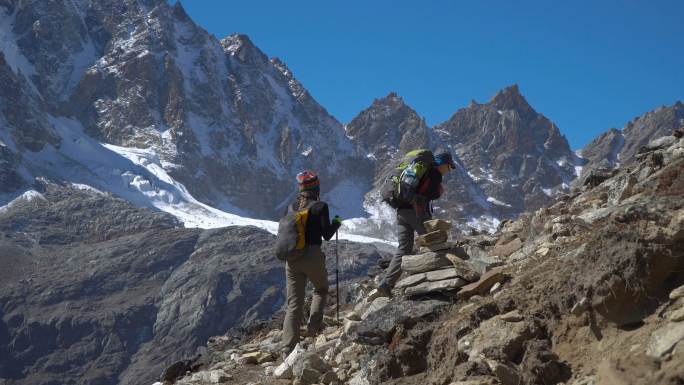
<box><xmin>275</xmin><ymin>171</ymin><xmax>342</xmax><ymax>354</ymax></box>
<box><xmin>375</xmin><ymin>150</ymin><xmax>456</xmax><ymax>297</ymax></box>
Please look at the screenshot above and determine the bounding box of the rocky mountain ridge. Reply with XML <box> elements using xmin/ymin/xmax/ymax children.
<box><xmin>580</xmin><ymin>101</ymin><xmax>684</xmax><ymax>173</ymax></box>
<box><xmin>0</xmin><ymin>0</ymin><xmax>369</xmax><ymax>221</ymax></box>
<box><xmin>170</xmin><ymin>131</ymin><xmax>684</xmax><ymax>385</ymax></box>
<box><xmin>2</xmin><ymin>0</ymin><xmax>681</xmax><ymax>236</ymax></box>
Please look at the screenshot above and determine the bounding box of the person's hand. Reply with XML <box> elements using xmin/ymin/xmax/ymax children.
<box><xmin>332</xmin><ymin>215</ymin><xmax>343</xmax><ymax>226</ymax></box>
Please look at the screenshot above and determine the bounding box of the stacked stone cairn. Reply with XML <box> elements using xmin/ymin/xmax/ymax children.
<box><xmin>394</xmin><ymin>219</ymin><xmax>481</xmax><ymax>297</ymax></box>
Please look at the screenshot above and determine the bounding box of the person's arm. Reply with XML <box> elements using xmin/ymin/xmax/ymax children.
<box><xmin>319</xmin><ymin>202</ymin><xmax>341</xmax><ymax>241</ymax></box>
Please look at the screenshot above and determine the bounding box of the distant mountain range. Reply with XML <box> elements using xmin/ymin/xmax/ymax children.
<box><xmin>1</xmin><ymin>0</ymin><xmax>682</xmax><ymax>236</ymax></box>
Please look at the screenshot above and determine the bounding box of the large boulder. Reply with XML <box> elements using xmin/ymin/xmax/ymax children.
<box><xmin>353</xmin><ymin>300</ymin><xmax>449</xmax><ymax>345</ymax></box>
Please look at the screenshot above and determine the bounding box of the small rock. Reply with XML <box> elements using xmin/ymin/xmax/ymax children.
<box><xmin>571</xmin><ymin>297</ymin><xmax>590</xmax><ymax>316</ymax></box>
<box><xmin>535</xmin><ymin>247</ymin><xmax>550</xmax><ymax>257</ymax></box>
<box><xmin>551</xmin><ymin>215</ymin><xmax>572</xmax><ymax>224</ymax></box>
<box><xmin>298</xmin><ymin>368</ymin><xmax>322</xmax><ymax>385</ymax></box>
<box><xmin>569</xmin><ymin>375</ymin><xmax>597</xmax><ymax>385</ymax></box>
<box><xmin>189</xmin><ymin>370</ymin><xmax>232</xmax><ymax>383</ymax></box>
<box><xmin>646</xmin><ymin>322</ymin><xmax>684</xmax><ymax>358</ymax></box>
<box><xmin>444</xmin><ymin>254</ymin><xmax>481</xmax><ymax>281</ymax></box>
<box><xmin>469</xmin><ymin>317</ymin><xmax>539</xmax><ymax>361</ymax></box>
<box><xmin>264</xmin><ymin>366</ymin><xmax>275</xmax><ymax>376</ymax></box>
<box><xmin>274</xmin><ymin>343</ymin><xmax>305</xmax><ymax>379</ymax></box>
<box><xmin>489</xmin><ymin>282</ymin><xmax>502</xmax><ymax>294</ymax></box>
<box><xmin>552</xmin><ymin>223</ymin><xmax>571</xmax><ymax>237</ymax></box>
<box><xmin>361</xmin><ymin>296</ymin><xmax>391</xmax><ymax>320</ymax></box>
<box><xmin>209</xmin><ymin>370</ymin><xmax>232</xmax><ymax>383</ymax></box>
<box><xmin>320</xmin><ymin>370</ymin><xmax>338</xmax><ymax>384</ymax></box>
<box><xmin>293</xmin><ymin>353</ymin><xmax>331</xmax><ymax>378</ymax></box>
<box><xmin>670</xmin><ymin>285</ymin><xmax>684</xmax><ymax>300</ymax></box>
<box><xmin>240</xmin><ymin>343</ymin><xmax>260</xmax><ymax>352</ymax></box>
<box><xmin>457</xmin><ymin>267</ymin><xmax>506</xmax><ymax>300</ymax></box>
<box><xmin>448</xmin><ymin>379</ymin><xmax>498</xmax><ymax>385</ymax></box>
<box><xmin>343</xmin><ymin>318</ymin><xmax>360</xmax><ymax>334</ymax></box>
<box><xmin>668</xmin><ymin>304</ymin><xmax>684</xmax><ymax>322</ymax></box>
<box><xmin>345</xmin><ymin>311</ymin><xmax>362</xmax><ymax>321</ymax></box>
<box><xmin>488</xmin><ymin>237</ymin><xmax>523</xmax><ymax>258</ymax></box>
<box><xmin>487</xmin><ymin>360</ymin><xmax>520</xmax><ymax>385</ymax></box>
<box><xmin>499</xmin><ymin>310</ymin><xmax>523</xmax><ymax>322</ymax></box>
<box><xmin>239</xmin><ymin>352</ymin><xmax>261</xmax><ymax>365</ymax></box>
<box><xmin>363</xmin><ymin>289</ymin><xmax>384</xmax><ymax>304</ymax></box>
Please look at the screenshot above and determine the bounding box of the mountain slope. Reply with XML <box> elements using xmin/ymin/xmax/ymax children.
<box><xmin>0</xmin><ymin>183</ymin><xmax>385</xmax><ymax>385</ymax></box>
<box><xmin>179</xmin><ymin>132</ymin><xmax>684</xmax><ymax>385</ymax></box>
<box><xmin>581</xmin><ymin>101</ymin><xmax>684</xmax><ymax>173</ymax></box>
<box><xmin>0</xmin><ymin>0</ymin><xmax>369</xmax><ymax>221</ymax></box>
<box><xmin>434</xmin><ymin>85</ymin><xmax>580</xmax><ymax>215</ymax></box>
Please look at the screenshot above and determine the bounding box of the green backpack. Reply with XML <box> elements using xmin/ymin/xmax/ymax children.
<box><xmin>381</xmin><ymin>149</ymin><xmax>435</xmax><ymax>208</ymax></box>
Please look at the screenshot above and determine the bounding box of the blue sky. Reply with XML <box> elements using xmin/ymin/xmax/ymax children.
<box><xmin>179</xmin><ymin>0</ymin><xmax>683</xmax><ymax>149</ymax></box>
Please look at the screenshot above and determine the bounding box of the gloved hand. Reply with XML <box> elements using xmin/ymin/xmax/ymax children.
<box><xmin>332</xmin><ymin>215</ymin><xmax>343</xmax><ymax>226</ymax></box>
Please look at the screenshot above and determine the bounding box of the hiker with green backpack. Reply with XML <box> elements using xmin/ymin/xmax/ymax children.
<box><xmin>275</xmin><ymin>171</ymin><xmax>342</xmax><ymax>354</ymax></box>
<box><xmin>376</xmin><ymin>150</ymin><xmax>456</xmax><ymax>297</ymax></box>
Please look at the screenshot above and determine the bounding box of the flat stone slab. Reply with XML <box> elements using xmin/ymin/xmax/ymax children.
<box><xmin>457</xmin><ymin>267</ymin><xmax>506</xmax><ymax>300</ymax></box>
<box><xmin>423</xmin><ymin>219</ymin><xmax>452</xmax><ymax>233</ymax></box>
<box><xmin>426</xmin><ymin>268</ymin><xmax>463</xmax><ymax>281</ymax></box>
<box><xmin>395</xmin><ymin>273</ymin><xmax>428</xmax><ymax>289</ymax></box>
<box><xmin>419</xmin><ymin>241</ymin><xmax>455</xmax><ymax>252</ymax></box>
<box><xmin>416</xmin><ymin>230</ymin><xmax>449</xmax><ymax>247</ymax></box>
<box><xmin>401</xmin><ymin>252</ymin><xmax>452</xmax><ymax>274</ymax></box>
<box><xmin>404</xmin><ymin>277</ymin><xmax>469</xmax><ymax>296</ymax></box>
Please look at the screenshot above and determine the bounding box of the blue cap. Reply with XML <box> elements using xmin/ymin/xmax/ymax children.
<box><xmin>435</xmin><ymin>151</ymin><xmax>456</xmax><ymax>169</ymax></box>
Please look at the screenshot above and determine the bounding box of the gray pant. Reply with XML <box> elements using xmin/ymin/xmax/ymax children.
<box><xmin>282</xmin><ymin>245</ymin><xmax>328</xmax><ymax>351</ymax></box>
<box><xmin>379</xmin><ymin>208</ymin><xmax>429</xmax><ymax>290</ymax></box>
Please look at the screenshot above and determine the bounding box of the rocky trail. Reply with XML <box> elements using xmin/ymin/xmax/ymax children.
<box><xmin>154</xmin><ymin>132</ymin><xmax>684</xmax><ymax>385</ymax></box>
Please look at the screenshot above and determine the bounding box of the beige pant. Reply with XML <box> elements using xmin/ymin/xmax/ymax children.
<box><xmin>282</xmin><ymin>245</ymin><xmax>329</xmax><ymax>351</ymax></box>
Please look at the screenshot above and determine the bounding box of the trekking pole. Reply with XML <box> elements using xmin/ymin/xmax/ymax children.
<box><xmin>335</xmin><ymin>230</ymin><xmax>340</xmax><ymax>324</ymax></box>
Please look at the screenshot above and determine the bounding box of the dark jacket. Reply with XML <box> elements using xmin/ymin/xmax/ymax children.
<box><xmin>286</xmin><ymin>199</ymin><xmax>340</xmax><ymax>245</ymax></box>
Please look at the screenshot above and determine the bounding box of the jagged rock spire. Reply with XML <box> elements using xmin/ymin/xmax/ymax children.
<box><xmin>489</xmin><ymin>84</ymin><xmax>535</xmax><ymax>117</ymax></box>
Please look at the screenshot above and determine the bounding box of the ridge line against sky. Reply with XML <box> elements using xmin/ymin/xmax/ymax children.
<box><xmin>176</xmin><ymin>0</ymin><xmax>683</xmax><ymax>149</ymax></box>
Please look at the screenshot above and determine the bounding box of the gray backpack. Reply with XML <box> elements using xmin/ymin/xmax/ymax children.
<box><xmin>275</xmin><ymin>202</ymin><xmax>314</xmax><ymax>262</ymax></box>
